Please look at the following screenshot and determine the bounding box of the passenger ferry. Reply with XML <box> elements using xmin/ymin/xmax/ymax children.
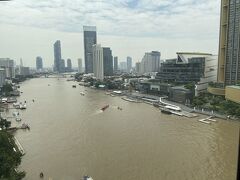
<box><xmin>164</xmin><ymin>105</ymin><xmax>181</xmax><ymax>112</ymax></box>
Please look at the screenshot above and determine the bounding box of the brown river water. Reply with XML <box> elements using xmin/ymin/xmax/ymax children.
<box><xmin>9</xmin><ymin>77</ymin><xmax>239</xmax><ymax>180</ymax></box>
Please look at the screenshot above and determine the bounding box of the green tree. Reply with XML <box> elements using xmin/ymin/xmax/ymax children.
<box><xmin>0</xmin><ymin>131</ymin><xmax>25</xmax><ymax>179</ymax></box>
<box><xmin>0</xmin><ymin>118</ymin><xmax>11</xmax><ymax>130</ymax></box>
<box><xmin>2</xmin><ymin>84</ymin><xmax>13</xmax><ymax>94</ymax></box>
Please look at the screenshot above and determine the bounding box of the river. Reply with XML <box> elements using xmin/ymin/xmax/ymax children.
<box><xmin>9</xmin><ymin>77</ymin><xmax>239</xmax><ymax>180</ymax></box>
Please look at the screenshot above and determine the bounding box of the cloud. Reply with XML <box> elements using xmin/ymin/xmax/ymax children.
<box><xmin>0</xmin><ymin>0</ymin><xmax>220</xmax><ymax>39</ymax></box>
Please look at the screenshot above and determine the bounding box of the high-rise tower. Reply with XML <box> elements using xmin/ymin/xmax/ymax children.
<box><xmin>53</xmin><ymin>40</ymin><xmax>62</xmax><ymax>72</ymax></box>
<box><xmin>83</xmin><ymin>26</ymin><xmax>97</xmax><ymax>74</ymax></box>
<box><xmin>218</xmin><ymin>0</ymin><xmax>240</xmax><ymax>85</ymax></box>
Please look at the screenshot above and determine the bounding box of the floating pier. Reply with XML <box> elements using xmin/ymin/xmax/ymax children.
<box><xmin>13</xmin><ymin>137</ymin><xmax>25</xmax><ymax>155</ymax></box>
<box><xmin>198</xmin><ymin>116</ymin><xmax>216</xmax><ymax>124</ymax></box>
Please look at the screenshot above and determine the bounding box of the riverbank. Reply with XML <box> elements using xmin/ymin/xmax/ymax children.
<box><xmin>103</xmin><ymin>89</ymin><xmax>235</xmax><ymax>120</ymax></box>
<box><xmin>0</xmin><ymin>130</ymin><xmax>25</xmax><ymax>179</ymax></box>
<box><xmin>15</xmin><ymin>78</ymin><xmax>239</xmax><ymax>180</ymax></box>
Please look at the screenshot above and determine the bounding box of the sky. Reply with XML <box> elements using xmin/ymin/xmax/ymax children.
<box><xmin>0</xmin><ymin>0</ymin><xmax>221</xmax><ymax>68</ymax></box>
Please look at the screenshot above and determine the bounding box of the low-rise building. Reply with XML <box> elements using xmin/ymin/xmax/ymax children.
<box><xmin>169</xmin><ymin>86</ymin><xmax>193</xmax><ymax>105</ymax></box>
<box><xmin>225</xmin><ymin>85</ymin><xmax>240</xmax><ymax>104</ymax></box>
<box><xmin>0</xmin><ymin>68</ymin><xmax>6</xmax><ymax>87</ymax></box>
<box><xmin>19</xmin><ymin>66</ymin><xmax>30</xmax><ymax>76</ymax></box>
<box><xmin>157</xmin><ymin>52</ymin><xmax>218</xmax><ymax>96</ymax></box>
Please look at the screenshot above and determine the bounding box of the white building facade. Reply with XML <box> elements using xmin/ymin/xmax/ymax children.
<box><xmin>0</xmin><ymin>68</ymin><xmax>6</xmax><ymax>87</ymax></box>
<box><xmin>140</xmin><ymin>51</ymin><xmax>160</xmax><ymax>74</ymax></box>
<box><xmin>176</xmin><ymin>52</ymin><xmax>218</xmax><ymax>96</ymax></box>
<box><xmin>92</xmin><ymin>44</ymin><xmax>104</xmax><ymax>80</ymax></box>
<box><xmin>0</xmin><ymin>58</ymin><xmax>15</xmax><ymax>79</ymax></box>
<box><xmin>78</xmin><ymin>58</ymin><xmax>83</xmax><ymax>73</ymax></box>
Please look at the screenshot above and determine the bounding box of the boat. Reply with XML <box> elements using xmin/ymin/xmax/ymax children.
<box><xmin>7</xmin><ymin>97</ymin><xmax>17</xmax><ymax>103</ymax></box>
<box><xmin>101</xmin><ymin>105</ymin><xmax>109</xmax><ymax>111</ymax></box>
<box><xmin>13</xmin><ymin>102</ymin><xmax>20</xmax><ymax>109</ymax></box>
<box><xmin>80</xmin><ymin>92</ymin><xmax>85</xmax><ymax>96</ymax></box>
<box><xmin>1</xmin><ymin>98</ymin><xmax>7</xmax><ymax>103</ymax></box>
<box><xmin>21</xmin><ymin>123</ymin><xmax>30</xmax><ymax>130</ymax></box>
<box><xmin>164</xmin><ymin>105</ymin><xmax>181</xmax><ymax>112</ymax></box>
<box><xmin>110</xmin><ymin>94</ymin><xmax>115</xmax><ymax>97</ymax></box>
<box><xmin>83</xmin><ymin>176</ymin><xmax>93</xmax><ymax>180</ymax></box>
<box><xmin>16</xmin><ymin>117</ymin><xmax>22</xmax><ymax>122</ymax></box>
<box><xmin>20</xmin><ymin>103</ymin><xmax>27</xmax><ymax>110</ymax></box>
<box><xmin>117</xmin><ymin>107</ymin><xmax>122</xmax><ymax>110</ymax></box>
<box><xmin>72</xmin><ymin>85</ymin><xmax>76</xmax><ymax>88</ymax></box>
<box><xmin>121</xmin><ymin>97</ymin><xmax>141</xmax><ymax>103</ymax></box>
<box><xmin>13</xmin><ymin>111</ymin><xmax>19</xmax><ymax>116</ymax></box>
<box><xmin>40</xmin><ymin>172</ymin><xmax>44</xmax><ymax>178</ymax></box>
<box><xmin>161</xmin><ymin>108</ymin><xmax>172</xmax><ymax>114</ymax></box>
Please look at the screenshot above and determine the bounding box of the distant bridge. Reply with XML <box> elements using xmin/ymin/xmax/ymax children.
<box><xmin>35</xmin><ymin>72</ymin><xmax>76</xmax><ymax>78</ymax></box>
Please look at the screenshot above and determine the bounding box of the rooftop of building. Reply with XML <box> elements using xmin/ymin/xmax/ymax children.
<box><xmin>83</xmin><ymin>26</ymin><xmax>97</xmax><ymax>31</ymax></box>
<box><xmin>176</xmin><ymin>52</ymin><xmax>213</xmax><ymax>56</ymax></box>
<box><xmin>227</xmin><ymin>85</ymin><xmax>240</xmax><ymax>89</ymax></box>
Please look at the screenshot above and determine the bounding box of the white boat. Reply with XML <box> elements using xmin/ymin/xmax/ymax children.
<box><xmin>20</xmin><ymin>103</ymin><xmax>27</xmax><ymax>109</ymax></box>
<box><xmin>80</xmin><ymin>92</ymin><xmax>85</xmax><ymax>96</ymax></box>
<box><xmin>13</xmin><ymin>102</ymin><xmax>20</xmax><ymax>108</ymax></box>
<box><xmin>1</xmin><ymin>98</ymin><xmax>7</xmax><ymax>103</ymax></box>
<box><xmin>164</xmin><ymin>105</ymin><xmax>181</xmax><ymax>112</ymax></box>
<box><xmin>12</xmin><ymin>111</ymin><xmax>19</xmax><ymax>116</ymax></box>
<box><xmin>16</xmin><ymin>117</ymin><xmax>22</xmax><ymax>122</ymax></box>
<box><xmin>7</xmin><ymin>97</ymin><xmax>17</xmax><ymax>103</ymax></box>
<box><xmin>83</xmin><ymin>176</ymin><xmax>93</xmax><ymax>180</ymax></box>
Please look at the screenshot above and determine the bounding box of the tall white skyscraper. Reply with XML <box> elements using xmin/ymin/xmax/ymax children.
<box><xmin>127</xmin><ymin>56</ymin><xmax>132</xmax><ymax>73</ymax></box>
<box><xmin>92</xmin><ymin>44</ymin><xmax>104</xmax><ymax>80</ymax></box>
<box><xmin>78</xmin><ymin>58</ymin><xmax>83</xmax><ymax>73</ymax></box>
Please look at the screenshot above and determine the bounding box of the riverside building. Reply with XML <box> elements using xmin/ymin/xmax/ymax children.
<box><xmin>157</xmin><ymin>52</ymin><xmax>218</xmax><ymax>96</ymax></box>
<box><xmin>140</xmin><ymin>51</ymin><xmax>161</xmax><ymax>74</ymax></box>
<box><xmin>218</xmin><ymin>0</ymin><xmax>240</xmax><ymax>85</ymax></box>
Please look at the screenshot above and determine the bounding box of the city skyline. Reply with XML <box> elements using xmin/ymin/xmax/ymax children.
<box><xmin>0</xmin><ymin>0</ymin><xmax>220</xmax><ymax>67</ymax></box>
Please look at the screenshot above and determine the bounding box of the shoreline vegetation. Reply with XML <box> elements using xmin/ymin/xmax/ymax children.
<box><xmin>0</xmin><ymin>82</ymin><xmax>26</xmax><ymax>179</ymax></box>
<box><xmin>0</xmin><ymin>130</ymin><xmax>25</xmax><ymax>180</ymax></box>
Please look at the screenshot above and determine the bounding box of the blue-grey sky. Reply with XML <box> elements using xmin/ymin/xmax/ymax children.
<box><xmin>0</xmin><ymin>0</ymin><xmax>220</xmax><ymax>67</ymax></box>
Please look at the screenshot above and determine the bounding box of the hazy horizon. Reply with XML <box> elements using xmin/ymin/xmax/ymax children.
<box><xmin>0</xmin><ymin>0</ymin><xmax>221</xmax><ymax>68</ymax></box>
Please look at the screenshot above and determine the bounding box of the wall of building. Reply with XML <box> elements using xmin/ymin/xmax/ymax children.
<box><xmin>93</xmin><ymin>44</ymin><xmax>104</xmax><ymax>80</ymax></box>
<box><xmin>83</xmin><ymin>26</ymin><xmax>97</xmax><ymax>74</ymax></box>
<box><xmin>0</xmin><ymin>58</ymin><xmax>15</xmax><ymax>79</ymax></box>
<box><xmin>103</xmin><ymin>48</ymin><xmax>113</xmax><ymax>76</ymax></box>
<box><xmin>225</xmin><ymin>86</ymin><xmax>240</xmax><ymax>104</ymax></box>
<box><xmin>140</xmin><ymin>51</ymin><xmax>160</xmax><ymax>74</ymax></box>
<box><xmin>0</xmin><ymin>68</ymin><xmax>6</xmax><ymax>87</ymax></box>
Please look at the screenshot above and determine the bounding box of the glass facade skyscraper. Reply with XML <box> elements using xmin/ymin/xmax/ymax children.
<box><xmin>36</xmin><ymin>56</ymin><xmax>43</xmax><ymax>70</ymax></box>
<box><xmin>218</xmin><ymin>0</ymin><xmax>240</xmax><ymax>85</ymax></box>
<box><xmin>83</xmin><ymin>26</ymin><xmax>97</xmax><ymax>74</ymax></box>
<box><xmin>103</xmin><ymin>47</ymin><xmax>113</xmax><ymax>76</ymax></box>
<box><xmin>114</xmin><ymin>56</ymin><xmax>118</xmax><ymax>72</ymax></box>
<box><xmin>53</xmin><ymin>40</ymin><xmax>61</xmax><ymax>72</ymax></box>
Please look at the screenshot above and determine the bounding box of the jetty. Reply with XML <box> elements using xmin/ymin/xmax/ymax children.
<box><xmin>198</xmin><ymin>116</ymin><xmax>216</xmax><ymax>124</ymax></box>
<box><xmin>13</xmin><ymin>137</ymin><xmax>25</xmax><ymax>155</ymax></box>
